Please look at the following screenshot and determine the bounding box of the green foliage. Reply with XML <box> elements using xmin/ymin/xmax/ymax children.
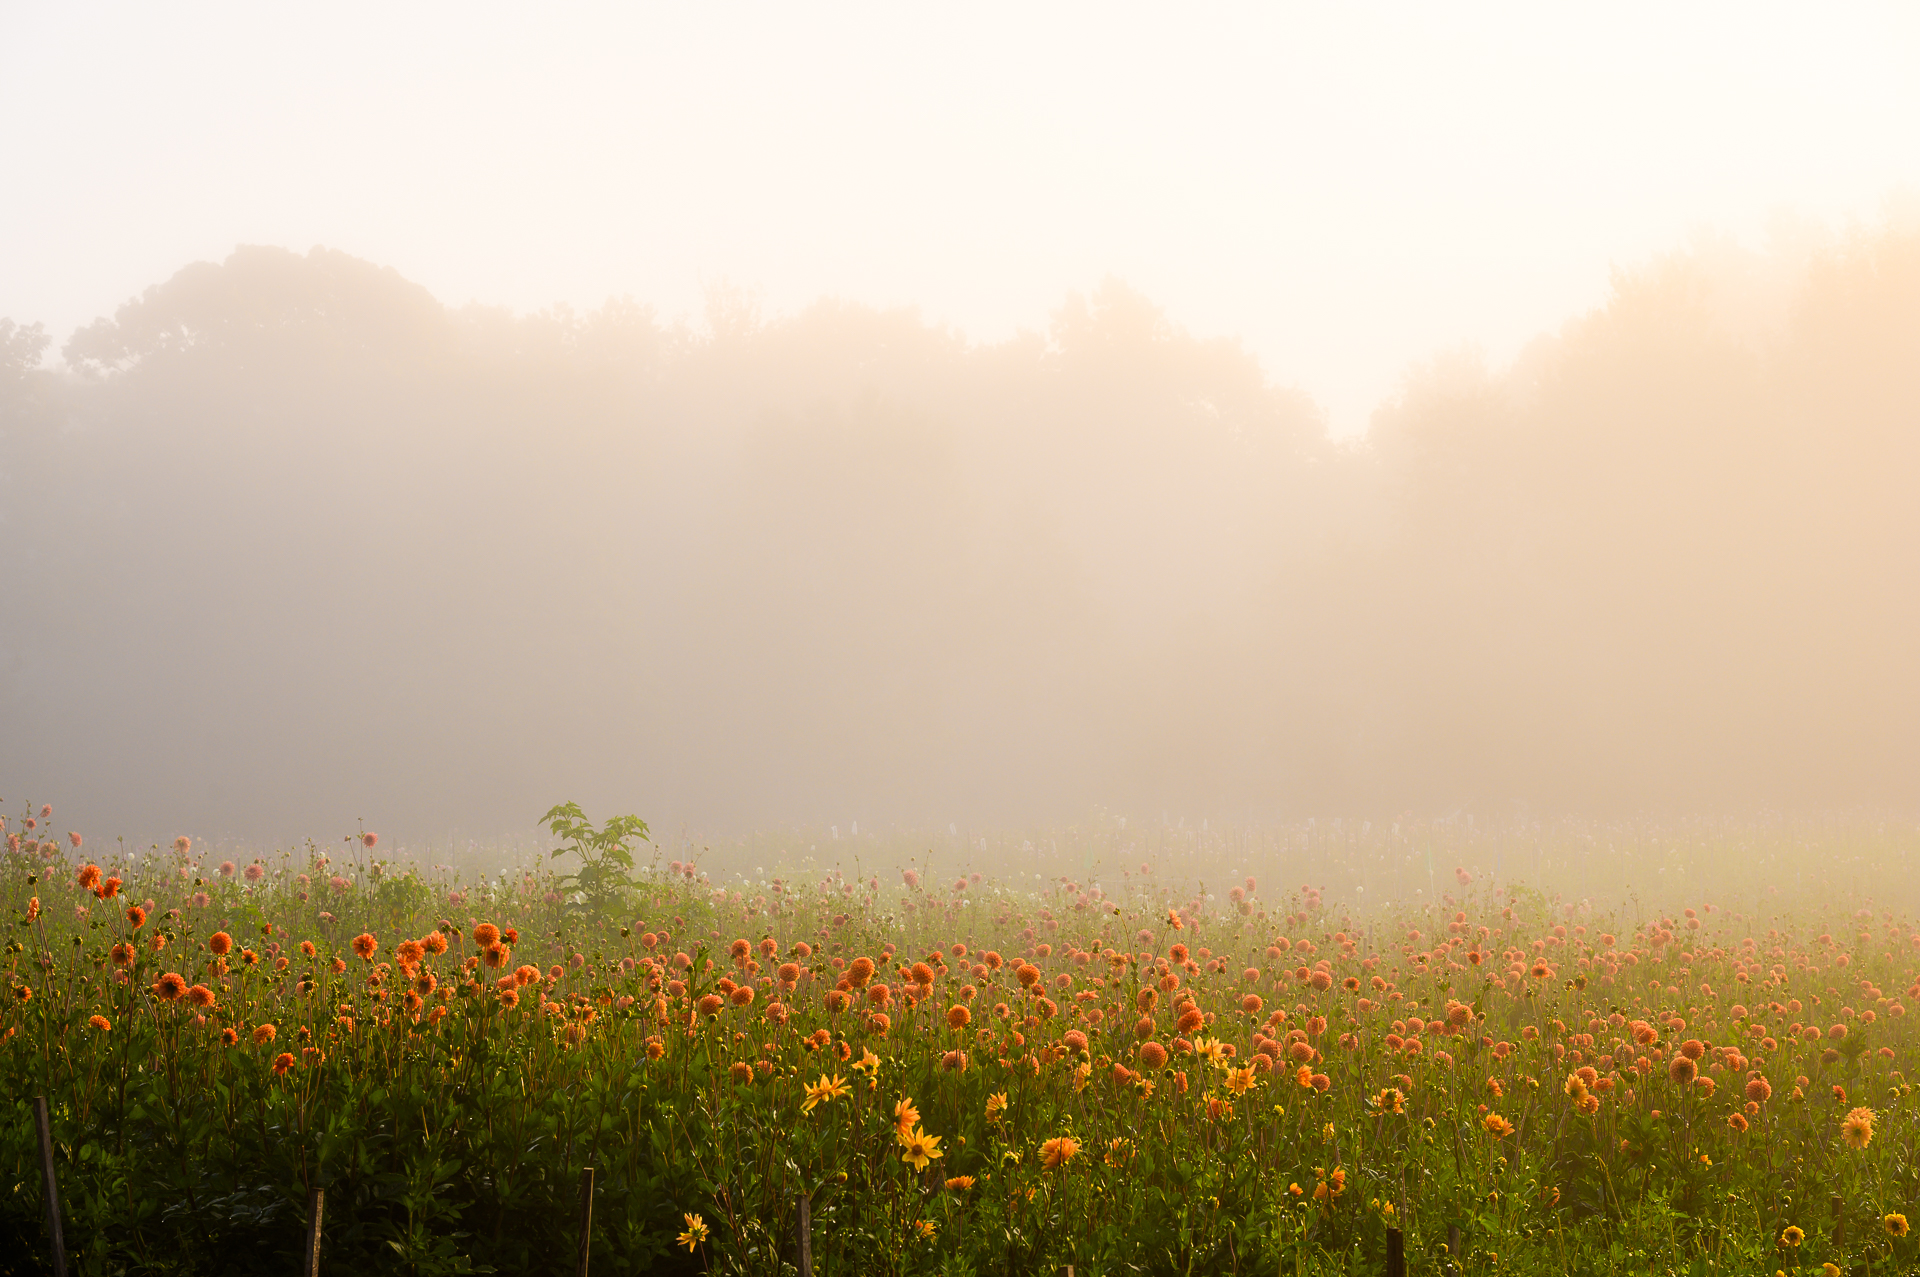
<box><xmin>4</xmin><ymin>810</ymin><xmax>1920</xmax><ymax>1274</ymax></box>
<box><xmin>540</xmin><ymin>802</ymin><xmax>650</xmax><ymax>919</ymax></box>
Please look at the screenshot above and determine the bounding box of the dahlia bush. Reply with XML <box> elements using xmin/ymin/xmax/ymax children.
<box><xmin>3</xmin><ymin>806</ymin><xmax>1917</xmax><ymax>1275</ymax></box>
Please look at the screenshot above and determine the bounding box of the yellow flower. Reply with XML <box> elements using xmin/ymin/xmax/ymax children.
<box><xmin>894</xmin><ymin>1096</ymin><xmax>921</xmax><ymax>1141</ymax></box>
<box><xmin>1823</xmin><ymin>1265</ymin><xmax>1842</xmax><ymax>1277</ymax></box>
<box><xmin>1073</xmin><ymin>1061</ymin><xmax>1092</xmax><ymax>1092</ymax></box>
<box><xmin>1886</xmin><ymin>1213</ymin><xmax>1910</xmax><ymax>1238</ymax></box>
<box><xmin>1484</xmin><ymin>1112</ymin><xmax>1515</xmax><ymax>1139</ymax></box>
<box><xmin>1193</xmin><ymin>1036</ymin><xmax>1229</xmax><ymax>1064</ymax></box>
<box><xmin>985</xmin><ymin>1091</ymin><xmax>1009</xmax><ymax>1123</ymax></box>
<box><xmin>851</xmin><ymin>1047</ymin><xmax>882</xmax><ymax>1078</ymax></box>
<box><xmin>1375</xmin><ymin>1087</ymin><xmax>1405</xmax><ymax>1114</ymax></box>
<box><xmin>915</xmin><ymin>1219</ymin><xmax>937</xmax><ymax>1239</ymax></box>
<box><xmin>944</xmin><ymin>1175</ymin><xmax>976</xmax><ymax>1191</ymax></box>
<box><xmin>900</xmin><ymin>1125</ymin><xmax>944</xmax><ymax>1171</ymax></box>
<box><xmin>1779</xmin><ymin>1225</ymin><xmax>1804</xmax><ymax>1248</ymax></box>
<box><xmin>676</xmin><ymin>1213</ymin><xmax>709</xmax><ymax>1252</ymax></box>
<box><xmin>1564</xmin><ymin>1073</ymin><xmax>1588</xmax><ymax>1101</ymax></box>
<box><xmin>1223</xmin><ymin>1065</ymin><xmax>1257</xmax><ymax>1096</ymax></box>
<box><xmin>1105</xmin><ymin>1137</ymin><xmax>1134</xmax><ymax>1167</ymax></box>
<box><xmin>802</xmin><ymin>1073</ymin><xmax>849</xmax><ymax>1114</ymax></box>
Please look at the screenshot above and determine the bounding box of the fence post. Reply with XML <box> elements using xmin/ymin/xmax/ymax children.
<box><xmin>1831</xmin><ymin>1194</ymin><xmax>1844</xmax><ymax>1246</ymax></box>
<box><xmin>302</xmin><ymin>1187</ymin><xmax>324</xmax><ymax>1277</ymax></box>
<box><xmin>1384</xmin><ymin>1227</ymin><xmax>1406</xmax><ymax>1277</ymax></box>
<box><xmin>33</xmin><ymin>1096</ymin><xmax>68</xmax><ymax>1277</ymax></box>
<box><xmin>1446</xmin><ymin>1223</ymin><xmax>1462</xmax><ymax>1274</ymax></box>
<box><xmin>796</xmin><ymin>1190</ymin><xmax>813</xmax><ymax>1277</ymax></box>
<box><xmin>576</xmin><ymin>1167</ymin><xmax>594</xmax><ymax>1277</ymax></box>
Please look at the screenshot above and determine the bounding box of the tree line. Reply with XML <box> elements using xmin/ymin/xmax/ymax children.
<box><xmin>1</xmin><ymin>224</ymin><xmax>1914</xmax><ymax>841</ymax></box>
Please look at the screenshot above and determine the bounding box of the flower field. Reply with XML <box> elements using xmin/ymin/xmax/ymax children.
<box><xmin>4</xmin><ymin>806</ymin><xmax>1920</xmax><ymax>1275</ymax></box>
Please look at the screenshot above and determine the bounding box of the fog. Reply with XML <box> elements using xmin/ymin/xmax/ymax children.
<box><xmin>2</xmin><ymin>219</ymin><xmax>1916</xmax><ymax>845</ymax></box>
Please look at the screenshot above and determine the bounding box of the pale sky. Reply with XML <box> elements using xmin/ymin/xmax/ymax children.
<box><xmin>3</xmin><ymin>3</ymin><xmax>1916</xmax><ymax>436</ymax></box>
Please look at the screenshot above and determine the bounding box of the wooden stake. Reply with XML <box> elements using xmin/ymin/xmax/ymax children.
<box><xmin>1385</xmin><ymin>1227</ymin><xmax>1406</xmax><ymax>1277</ymax></box>
<box><xmin>33</xmin><ymin>1096</ymin><xmax>68</xmax><ymax>1277</ymax></box>
<box><xmin>576</xmin><ymin>1167</ymin><xmax>594</xmax><ymax>1277</ymax></box>
<box><xmin>302</xmin><ymin>1187</ymin><xmax>324</xmax><ymax>1277</ymax></box>
<box><xmin>1447</xmin><ymin>1223</ymin><xmax>1463</xmax><ymax>1274</ymax></box>
<box><xmin>796</xmin><ymin>1190</ymin><xmax>813</xmax><ymax>1277</ymax></box>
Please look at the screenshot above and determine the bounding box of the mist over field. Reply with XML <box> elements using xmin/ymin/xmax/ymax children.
<box><xmin>2</xmin><ymin>221</ymin><xmax>1915</xmax><ymax>848</ymax></box>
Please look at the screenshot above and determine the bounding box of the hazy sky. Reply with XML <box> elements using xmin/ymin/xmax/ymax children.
<box><xmin>4</xmin><ymin>3</ymin><xmax>1917</xmax><ymax>436</ymax></box>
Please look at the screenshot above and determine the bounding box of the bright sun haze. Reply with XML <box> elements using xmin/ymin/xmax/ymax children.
<box><xmin>2</xmin><ymin>4</ymin><xmax>1916</xmax><ymax>434</ymax></box>
<box><xmin>0</xmin><ymin>4</ymin><xmax>1917</xmax><ymax>844</ymax></box>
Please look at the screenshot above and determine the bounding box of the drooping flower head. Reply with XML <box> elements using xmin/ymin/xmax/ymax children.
<box><xmin>1040</xmin><ymin>1135</ymin><xmax>1081</xmax><ymax>1170</ymax></box>
<box><xmin>801</xmin><ymin>1073</ymin><xmax>849</xmax><ymax>1114</ymax></box>
<box><xmin>1842</xmin><ymin>1106</ymin><xmax>1876</xmax><ymax>1150</ymax></box>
